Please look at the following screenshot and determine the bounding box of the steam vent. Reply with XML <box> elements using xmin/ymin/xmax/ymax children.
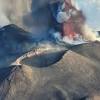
<box><xmin>0</xmin><ymin>24</ymin><xmax>100</xmax><ymax>100</ymax></box>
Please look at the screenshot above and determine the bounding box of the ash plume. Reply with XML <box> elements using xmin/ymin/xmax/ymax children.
<box><xmin>0</xmin><ymin>0</ymin><xmax>100</xmax><ymax>41</ymax></box>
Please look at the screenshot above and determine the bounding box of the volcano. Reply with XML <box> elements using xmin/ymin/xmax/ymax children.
<box><xmin>0</xmin><ymin>41</ymin><xmax>100</xmax><ymax>100</ymax></box>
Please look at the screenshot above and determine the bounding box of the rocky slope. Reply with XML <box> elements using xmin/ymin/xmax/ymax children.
<box><xmin>0</xmin><ymin>42</ymin><xmax>100</xmax><ymax>100</ymax></box>
<box><xmin>70</xmin><ymin>41</ymin><xmax>100</xmax><ymax>64</ymax></box>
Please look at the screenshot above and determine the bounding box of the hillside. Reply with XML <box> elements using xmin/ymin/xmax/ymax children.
<box><xmin>70</xmin><ymin>41</ymin><xmax>100</xmax><ymax>64</ymax></box>
<box><xmin>0</xmin><ymin>42</ymin><xmax>100</xmax><ymax>100</ymax></box>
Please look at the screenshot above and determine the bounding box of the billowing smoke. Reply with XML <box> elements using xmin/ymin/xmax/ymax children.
<box><xmin>0</xmin><ymin>0</ymin><xmax>33</xmax><ymax>30</ymax></box>
<box><xmin>81</xmin><ymin>24</ymin><xmax>100</xmax><ymax>41</ymax></box>
<box><xmin>0</xmin><ymin>0</ymin><xmax>63</xmax><ymax>39</ymax></box>
<box><xmin>0</xmin><ymin>0</ymin><xmax>57</xmax><ymax>38</ymax></box>
<box><xmin>0</xmin><ymin>0</ymin><xmax>100</xmax><ymax>41</ymax></box>
<box><xmin>73</xmin><ymin>12</ymin><xmax>100</xmax><ymax>42</ymax></box>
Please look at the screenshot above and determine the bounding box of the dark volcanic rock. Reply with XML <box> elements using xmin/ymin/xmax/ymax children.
<box><xmin>70</xmin><ymin>41</ymin><xmax>100</xmax><ymax>64</ymax></box>
<box><xmin>0</xmin><ymin>24</ymin><xmax>37</xmax><ymax>67</ymax></box>
<box><xmin>0</xmin><ymin>24</ymin><xmax>64</xmax><ymax>67</ymax></box>
<box><xmin>0</xmin><ymin>24</ymin><xmax>59</xmax><ymax>67</ymax></box>
<box><xmin>0</xmin><ymin>42</ymin><xmax>100</xmax><ymax>100</ymax></box>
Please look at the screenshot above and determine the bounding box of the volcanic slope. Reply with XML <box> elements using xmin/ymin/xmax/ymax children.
<box><xmin>0</xmin><ymin>24</ymin><xmax>36</xmax><ymax>67</ymax></box>
<box><xmin>0</xmin><ymin>42</ymin><xmax>100</xmax><ymax>100</ymax></box>
<box><xmin>70</xmin><ymin>41</ymin><xmax>100</xmax><ymax>64</ymax></box>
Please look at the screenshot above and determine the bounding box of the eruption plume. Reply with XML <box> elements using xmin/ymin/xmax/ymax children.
<box><xmin>0</xmin><ymin>0</ymin><xmax>100</xmax><ymax>41</ymax></box>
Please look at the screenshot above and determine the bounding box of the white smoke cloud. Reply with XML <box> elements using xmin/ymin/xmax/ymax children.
<box><xmin>0</xmin><ymin>0</ymin><xmax>10</xmax><ymax>27</ymax></box>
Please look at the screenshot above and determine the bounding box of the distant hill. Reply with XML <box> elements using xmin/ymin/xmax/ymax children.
<box><xmin>0</xmin><ymin>42</ymin><xmax>100</xmax><ymax>100</ymax></box>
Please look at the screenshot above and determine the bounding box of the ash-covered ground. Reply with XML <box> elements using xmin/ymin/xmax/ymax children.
<box><xmin>0</xmin><ymin>41</ymin><xmax>100</xmax><ymax>100</ymax></box>
<box><xmin>0</xmin><ymin>25</ymin><xmax>100</xmax><ymax>100</ymax></box>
